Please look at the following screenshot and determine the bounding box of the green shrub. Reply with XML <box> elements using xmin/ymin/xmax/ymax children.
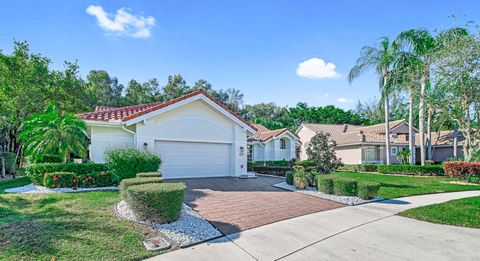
<box><xmin>34</xmin><ymin>154</ymin><xmax>64</xmax><ymax>163</ymax></box>
<box><xmin>26</xmin><ymin>162</ymin><xmax>108</xmax><ymax>185</ymax></box>
<box><xmin>124</xmin><ymin>182</ymin><xmax>186</xmax><ymax>223</ymax></box>
<box><xmin>44</xmin><ymin>172</ymin><xmax>76</xmax><ymax>188</ymax></box>
<box><xmin>337</xmin><ymin>164</ymin><xmax>379</xmax><ymax>172</ymax></box>
<box><xmin>74</xmin><ymin>171</ymin><xmax>115</xmax><ymax>188</ymax></box>
<box><xmin>294</xmin><ymin>160</ymin><xmax>316</xmax><ymax>168</ymax></box>
<box><xmin>333</xmin><ymin>178</ymin><xmax>357</xmax><ymax>196</ymax></box>
<box><xmin>105</xmin><ymin>148</ymin><xmax>161</xmax><ymax>181</ymax></box>
<box><xmin>306</xmin><ymin>172</ymin><xmax>319</xmax><ymax>187</ymax></box>
<box><xmin>357</xmin><ymin>181</ymin><xmax>381</xmax><ymax>199</ymax></box>
<box><xmin>136</xmin><ymin>172</ymin><xmax>162</xmax><ymax>178</ymax></box>
<box><xmin>0</xmin><ymin>152</ymin><xmax>17</xmax><ymax>174</ymax></box>
<box><xmin>316</xmin><ymin>176</ymin><xmax>334</xmax><ymax>194</ymax></box>
<box><xmin>119</xmin><ymin>177</ymin><xmax>164</xmax><ymax>195</ymax></box>
<box><xmin>285</xmin><ymin>170</ymin><xmax>294</xmax><ymax>185</ymax></box>
<box><xmin>377</xmin><ymin>164</ymin><xmax>444</xmax><ymax>176</ymax></box>
<box><xmin>94</xmin><ymin>172</ymin><xmax>115</xmax><ymax>187</ymax></box>
<box><xmin>293</xmin><ymin>171</ymin><xmax>309</xmax><ymax>190</ymax></box>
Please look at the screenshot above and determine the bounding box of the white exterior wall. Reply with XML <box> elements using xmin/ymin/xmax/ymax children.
<box><xmin>251</xmin><ymin>134</ymin><xmax>296</xmax><ymax>161</ymax></box>
<box><xmin>89</xmin><ymin>125</ymin><xmax>135</xmax><ymax>163</ymax></box>
<box><xmin>296</xmin><ymin>125</ymin><xmax>316</xmax><ymax>161</ymax></box>
<box><xmin>335</xmin><ymin>146</ymin><xmax>362</xmax><ymax>164</ymax></box>
<box><xmin>134</xmin><ymin>100</ymin><xmax>248</xmax><ymax>177</ymax></box>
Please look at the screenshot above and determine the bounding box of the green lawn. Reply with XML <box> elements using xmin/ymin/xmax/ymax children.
<box><xmin>0</xmin><ymin>178</ymin><xmax>160</xmax><ymax>261</ymax></box>
<box><xmin>332</xmin><ymin>172</ymin><xmax>480</xmax><ymax>199</ymax></box>
<box><xmin>399</xmin><ymin>196</ymin><xmax>480</xmax><ymax>229</ymax></box>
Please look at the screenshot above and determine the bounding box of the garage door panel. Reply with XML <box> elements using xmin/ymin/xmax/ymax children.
<box><xmin>155</xmin><ymin>141</ymin><xmax>232</xmax><ymax>178</ymax></box>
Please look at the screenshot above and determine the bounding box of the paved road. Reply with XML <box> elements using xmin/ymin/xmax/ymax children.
<box><xmin>146</xmin><ymin>191</ymin><xmax>480</xmax><ymax>261</ymax></box>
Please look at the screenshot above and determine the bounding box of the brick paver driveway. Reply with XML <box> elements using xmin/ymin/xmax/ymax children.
<box><xmin>168</xmin><ymin>176</ymin><xmax>344</xmax><ymax>235</ymax></box>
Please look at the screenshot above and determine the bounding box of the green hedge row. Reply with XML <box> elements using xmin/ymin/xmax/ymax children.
<box><xmin>27</xmin><ymin>162</ymin><xmax>109</xmax><ymax>185</ymax></box>
<box><xmin>105</xmin><ymin>148</ymin><xmax>161</xmax><ymax>180</ymax></box>
<box><xmin>316</xmin><ymin>176</ymin><xmax>380</xmax><ymax>199</ymax></box>
<box><xmin>337</xmin><ymin>164</ymin><xmax>445</xmax><ymax>176</ymax></box>
<box><xmin>43</xmin><ymin>171</ymin><xmax>115</xmax><ymax>188</ymax></box>
<box><xmin>136</xmin><ymin>172</ymin><xmax>162</xmax><ymax>178</ymax></box>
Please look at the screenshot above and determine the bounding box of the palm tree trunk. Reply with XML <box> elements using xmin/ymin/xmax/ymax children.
<box><xmin>408</xmin><ymin>89</ymin><xmax>415</xmax><ymax>165</ymax></box>
<box><xmin>427</xmin><ymin>107</ymin><xmax>432</xmax><ymax>161</ymax></box>
<box><xmin>419</xmin><ymin>77</ymin><xmax>426</xmax><ymax>166</ymax></box>
<box><xmin>384</xmin><ymin>92</ymin><xmax>391</xmax><ymax>165</ymax></box>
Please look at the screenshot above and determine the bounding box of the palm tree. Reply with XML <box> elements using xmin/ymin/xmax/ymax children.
<box><xmin>19</xmin><ymin>102</ymin><xmax>88</xmax><ymax>162</ymax></box>
<box><xmin>348</xmin><ymin>37</ymin><xmax>398</xmax><ymax>165</ymax></box>
<box><xmin>396</xmin><ymin>29</ymin><xmax>436</xmax><ymax>165</ymax></box>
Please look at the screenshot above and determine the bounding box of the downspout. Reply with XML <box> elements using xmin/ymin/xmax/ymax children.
<box><xmin>122</xmin><ymin>124</ymin><xmax>137</xmax><ymax>148</ymax></box>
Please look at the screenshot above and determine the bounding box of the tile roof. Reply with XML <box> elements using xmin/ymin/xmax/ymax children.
<box><xmin>416</xmin><ymin>130</ymin><xmax>464</xmax><ymax>146</ymax></box>
<box><xmin>301</xmin><ymin>119</ymin><xmax>410</xmax><ymax>146</ymax></box>
<box><xmin>77</xmin><ymin>90</ymin><xmax>257</xmax><ymax>131</ymax></box>
<box><xmin>248</xmin><ymin>123</ymin><xmax>298</xmax><ymax>142</ymax></box>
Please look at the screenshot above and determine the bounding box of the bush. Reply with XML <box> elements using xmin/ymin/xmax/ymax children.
<box><xmin>74</xmin><ymin>171</ymin><xmax>115</xmax><ymax>188</ymax></box>
<box><xmin>285</xmin><ymin>170</ymin><xmax>294</xmax><ymax>185</ymax></box>
<box><xmin>443</xmin><ymin>162</ymin><xmax>480</xmax><ymax>181</ymax></box>
<box><xmin>93</xmin><ymin>171</ymin><xmax>115</xmax><ymax>187</ymax></box>
<box><xmin>44</xmin><ymin>172</ymin><xmax>76</xmax><ymax>188</ymax></box>
<box><xmin>250</xmin><ymin>160</ymin><xmax>290</xmax><ymax>168</ymax></box>
<box><xmin>333</xmin><ymin>178</ymin><xmax>357</xmax><ymax>196</ymax></box>
<box><xmin>34</xmin><ymin>154</ymin><xmax>64</xmax><ymax>163</ymax></box>
<box><xmin>338</xmin><ymin>164</ymin><xmax>379</xmax><ymax>172</ymax></box>
<box><xmin>27</xmin><ymin>162</ymin><xmax>109</xmax><ymax>185</ymax></box>
<box><xmin>124</xmin><ymin>182</ymin><xmax>186</xmax><ymax>223</ymax></box>
<box><xmin>136</xmin><ymin>172</ymin><xmax>162</xmax><ymax>178</ymax></box>
<box><xmin>119</xmin><ymin>177</ymin><xmax>164</xmax><ymax>192</ymax></box>
<box><xmin>294</xmin><ymin>160</ymin><xmax>316</xmax><ymax>168</ymax></box>
<box><xmin>316</xmin><ymin>176</ymin><xmax>334</xmax><ymax>194</ymax></box>
<box><xmin>306</xmin><ymin>132</ymin><xmax>342</xmax><ymax>173</ymax></box>
<box><xmin>377</xmin><ymin>164</ymin><xmax>444</xmax><ymax>176</ymax></box>
<box><xmin>306</xmin><ymin>172</ymin><xmax>318</xmax><ymax>187</ymax></box>
<box><xmin>252</xmin><ymin>166</ymin><xmax>292</xmax><ymax>176</ymax></box>
<box><xmin>357</xmin><ymin>181</ymin><xmax>381</xmax><ymax>199</ymax></box>
<box><xmin>0</xmin><ymin>152</ymin><xmax>17</xmax><ymax>175</ymax></box>
<box><xmin>293</xmin><ymin>171</ymin><xmax>308</xmax><ymax>190</ymax></box>
<box><xmin>105</xmin><ymin>148</ymin><xmax>161</xmax><ymax>181</ymax></box>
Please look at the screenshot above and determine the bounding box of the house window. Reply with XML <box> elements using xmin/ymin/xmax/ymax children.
<box><xmin>391</xmin><ymin>146</ymin><xmax>398</xmax><ymax>156</ymax></box>
<box><xmin>280</xmin><ymin>138</ymin><xmax>287</xmax><ymax>149</ymax></box>
<box><xmin>247</xmin><ymin>145</ymin><xmax>253</xmax><ymax>162</ymax></box>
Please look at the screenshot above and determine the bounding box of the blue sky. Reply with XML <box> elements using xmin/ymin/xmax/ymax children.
<box><xmin>1</xmin><ymin>0</ymin><xmax>479</xmax><ymax>109</ymax></box>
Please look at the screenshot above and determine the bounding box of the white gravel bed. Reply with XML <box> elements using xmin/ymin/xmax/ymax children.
<box><xmin>4</xmin><ymin>183</ymin><xmax>119</xmax><ymax>194</ymax></box>
<box><xmin>116</xmin><ymin>200</ymin><xmax>221</xmax><ymax>248</ymax></box>
<box><xmin>274</xmin><ymin>182</ymin><xmax>383</xmax><ymax>205</ymax></box>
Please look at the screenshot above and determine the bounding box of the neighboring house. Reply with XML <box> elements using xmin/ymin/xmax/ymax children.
<box><xmin>77</xmin><ymin>90</ymin><xmax>257</xmax><ymax>179</ymax></box>
<box><xmin>416</xmin><ymin>130</ymin><xmax>464</xmax><ymax>163</ymax></box>
<box><xmin>247</xmin><ymin>124</ymin><xmax>298</xmax><ymax>162</ymax></box>
<box><xmin>296</xmin><ymin>119</ymin><xmax>413</xmax><ymax>164</ymax></box>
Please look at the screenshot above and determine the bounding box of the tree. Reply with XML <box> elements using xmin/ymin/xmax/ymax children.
<box><xmin>162</xmin><ymin>74</ymin><xmax>190</xmax><ymax>101</ymax></box>
<box><xmin>19</xmin><ymin>102</ymin><xmax>88</xmax><ymax>162</ymax></box>
<box><xmin>396</xmin><ymin>149</ymin><xmax>411</xmax><ymax>165</ymax></box>
<box><xmin>306</xmin><ymin>132</ymin><xmax>341</xmax><ymax>173</ymax></box>
<box><xmin>348</xmin><ymin>37</ymin><xmax>398</xmax><ymax>164</ymax></box>
<box><xmin>85</xmin><ymin>70</ymin><xmax>124</xmax><ymax>107</ymax></box>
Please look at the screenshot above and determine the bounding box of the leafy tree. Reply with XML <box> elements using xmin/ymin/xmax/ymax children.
<box><xmin>85</xmin><ymin>70</ymin><xmax>124</xmax><ymax>107</ymax></box>
<box><xmin>19</xmin><ymin>102</ymin><xmax>88</xmax><ymax>162</ymax></box>
<box><xmin>396</xmin><ymin>149</ymin><xmax>411</xmax><ymax>165</ymax></box>
<box><xmin>162</xmin><ymin>74</ymin><xmax>190</xmax><ymax>101</ymax></box>
<box><xmin>306</xmin><ymin>132</ymin><xmax>341</xmax><ymax>173</ymax></box>
<box><xmin>349</xmin><ymin>37</ymin><xmax>398</xmax><ymax>164</ymax></box>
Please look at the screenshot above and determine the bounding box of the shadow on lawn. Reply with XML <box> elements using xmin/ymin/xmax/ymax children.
<box><xmin>380</xmin><ymin>183</ymin><xmax>417</xmax><ymax>189</ymax></box>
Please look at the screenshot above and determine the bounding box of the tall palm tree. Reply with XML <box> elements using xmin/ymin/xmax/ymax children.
<box><xmin>19</xmin><ymin>102</ymin><xmax>88</xmax><ymax>162</ymax></box>
<box><xmin>348</xmin><ymin>37</ymin><xmax>398</xmax><ymax>165</ymax></box>
<box><xmin>396</xmin><ymin>29</ymin><xmax>436</xmax><ymax>165</ymax></box>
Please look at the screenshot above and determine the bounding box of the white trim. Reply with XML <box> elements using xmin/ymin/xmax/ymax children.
<box><xmin>154</xmin><ymin>138</ymin><xmax>233</xmax><ymax>144</ymax></box>
<box><xmin>84</xmin><ymin>120</ymin><xmax>122</xmax><ymax>127</ymax></box>
<box><xmin>391</xmin><ymin>146</ymin><xmax>398</xmax><ymax>156</ymax></box>
<box><xmin>124</xmin><ymin>94</ymin><xmax>256</xmax><ymax>133</ymax></box>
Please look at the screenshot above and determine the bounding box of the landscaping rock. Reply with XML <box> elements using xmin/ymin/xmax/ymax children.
<box><xmin>4</xmin><ymin>183</ymin><xmax>119</xmax><ymax>194</ymax></box>
<box><xmin>274</xmin><ymin>182</ymin><xmax>383</xmax><ymax>205</ymax></box>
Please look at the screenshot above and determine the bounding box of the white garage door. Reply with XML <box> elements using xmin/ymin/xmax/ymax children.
<box><xmin>154</xmin><ymin>141</ymin><xmax>232</xmax><ymax>179</ymax></box>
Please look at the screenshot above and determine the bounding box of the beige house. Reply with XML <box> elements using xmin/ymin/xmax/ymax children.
<box><xmin>247</xmin><ymin>124</ymin><xmax>299</xmax><ymax>162</ymax></box>
<box><xmin>297</xmin><ymin>119</ymin><xmax>464</xmax><ymax>164</ymax></box>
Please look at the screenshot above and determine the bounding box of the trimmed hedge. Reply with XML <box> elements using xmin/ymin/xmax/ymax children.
<box><xmin>316</xmin><ymin>176</ymin><xmax>334</xmax><ymax>194</ymax></box>
<box><xmin>338</xmin><ymin>164</ymin><xmax>379</xmax><ymax>172</ymax></box>
<box><xmin>443</xmin><ymin>162</ymin><xmax>480</xmax><ymax>179</ymax></box>
<box><xmin>294</xmin><ymin>160</ymin><xmax>316</xmax><ymax>168</ymax></box>
<box><xmin>74</xmin><ymin>171</ymin><xmax>115</xmax><ymax>188</ymax></box>
<box><xmin>44</xmin><ymin>172</ymin><xmax>76</xmax><ymax>188</ymax></box>
<box><xmin>35</xmin><ymin>155</ymin><xmax>64</xmax><ymax>163</ymax></box>
<box><xmin>136</xmin><ymin>172</ymin><xmax>162</xmax><ymax>178</ymax></box>
<box><xmin>293</xmin><ymin>171</ymin><xmax>308</xmax><ymax>190</ymax></box>
<box><xmin>0</xmin><ymin>152</ymin><xmax>17</xmax><ymax>174</ymax></box>
<box><xmin>333</xmin><ymin>178</ymin><xmax>357</xmax><ymax>196</ymax></box>
<box><xmin>285</xmin><ymin>170</ymin><xmax>294</xmax><ymax>185</ymax></box>
<box><xmin>119</xmin><ymin>177</ymin><xmax>164</xmax><ymax>191</ymax></box>
<box><xmin>124</xmin><ymin>182</ymin><xmax>186</xmax><ymax>223</ymax></box>
<box><xmin>105</xmin><ymin>148</ymin><xmax>161</xmax><ymax>181</ymax></box>
<box><xmin>377</xmin><ymin>164</ymin><xmax>444</xmax><ymax>176</ymax></box>
<box><xmin>252</xmin><ymin>166</ymin><xmax>292</xmax><ymax>176</ymax></box>
<box><xmin>27</xmin><ymin>162</ymin><xmax>109</xmax><ymax>185</ymax></box>
<box><xmin>357</xmin><ymin>181</ymin><xmax>381</xmax><ymax>200</ymax></box>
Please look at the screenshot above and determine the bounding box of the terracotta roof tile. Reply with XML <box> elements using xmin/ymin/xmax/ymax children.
<box><xmin>248</xmin><ymin>123</ymin><xmax>298</xmax><ymax>142</ymax></box>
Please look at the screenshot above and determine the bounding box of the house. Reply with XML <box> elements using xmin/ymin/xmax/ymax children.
<box><xmin>247</xmin><ymin>124</ymin><xmax>299</xmax><ymax>162</ymax></box>
<box><xmin>77</xmin><ymin>90</ymin><xmax>257</xmax><ymax>179</ymax></box>
<box><xmin>416</xmin><ymin>130</ymin><xmax>464</xmax><ymax>162</ymax></box>
<box><xmin>296</xmin><ymin>119</ymin><xmax>413</xmax><ymax>164</ymax></box>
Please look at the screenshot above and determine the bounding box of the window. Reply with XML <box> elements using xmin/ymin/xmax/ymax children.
<box><xmin>247</xmin><ymin>145</ymin><xmax>253</xmax><ymax>162</ymax></box>
<box><xmin>391</xmin><ymin>146</ymin><xmax>398</xmax><ymax>156</ymax></box>
<box><xmin>280</xmin><ymin>138</ymin><xmax>287</xmax><ymax>149</ymax></box>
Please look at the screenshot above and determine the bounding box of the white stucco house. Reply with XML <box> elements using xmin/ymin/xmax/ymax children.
<box><xmin>247</xmin><ymin>124</ymin><xmax>299</xmax><ymax>162</ymax></box>
<box><xmin>77</xmin><ymin>90</ymin><xmax>257</xmax><ymax>179</ymax></box>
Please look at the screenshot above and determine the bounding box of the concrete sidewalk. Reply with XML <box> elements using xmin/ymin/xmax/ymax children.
<box><xmin>146</xmin><ymin>190</ymin><xmax>480</xmax><ymax>261</ymax></box>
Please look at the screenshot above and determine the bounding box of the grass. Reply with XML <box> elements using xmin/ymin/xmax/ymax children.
<box><xmin>331</xmin><ymin>172</ymin><xmax>480</xmax><ymax>199</ymax></box>
<box><xmin>0</xmin><ymin>178</ymin><xmax>160</xmax><ymax>260</ymax></box>
<box><xmin>399</xmin><ymin>196</ymin><xmax>480</xmax><ymax>229</ymax></box>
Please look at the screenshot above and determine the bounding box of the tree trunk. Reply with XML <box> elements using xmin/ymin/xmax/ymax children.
<box><xmin>384</xmin><ymin>92</ymin><xmax>391</xmax><ymax>165</ymax></box>
<box><xmin>419</xmin><ymin>77</ymin><xmax>426</xmax><ymax>165</ymax></box>
<box><xmin>427</xmin><ymin>107</ymin><xmax>432</xmax><ymax>161</ymax></box>
<box><xmin>453</xmin><ymin>127</ymin><xmax>458</xmax><ymax>158</ymax></box>
<box><xmin>409</xmin><ymin>90</ymin><xmax>415</xmax><ymax>165</ymax></box>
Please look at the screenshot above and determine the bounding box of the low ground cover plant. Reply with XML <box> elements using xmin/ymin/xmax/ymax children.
<box><xmin>136</xmin><ymin>172</ymin><xmax>162</xmax><ymax>178</ymax></box>
<box><xmin>124</xmin><ymin>182</ymin><xmax>186</xmax><ymax>223</ymax></box>
<box><xmin>105</xmin><ymin>148</ymin><xmax>161</xmax><ymax>181</ymax></box>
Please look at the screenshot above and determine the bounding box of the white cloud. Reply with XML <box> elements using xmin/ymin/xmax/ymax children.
<box><xmin>296</xmin><ymin>57</ymin><xmax>340</xmax><ymax>79</ymax></box>
<box><xmin>337</xmin><ymin>97</ymin><xmax>353</xmax><ymax>104</ymax></box>
<box><xmin>86</xmin><ymin>5</ymin><xmax>155</xmax><ymax>38</ymax></box>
